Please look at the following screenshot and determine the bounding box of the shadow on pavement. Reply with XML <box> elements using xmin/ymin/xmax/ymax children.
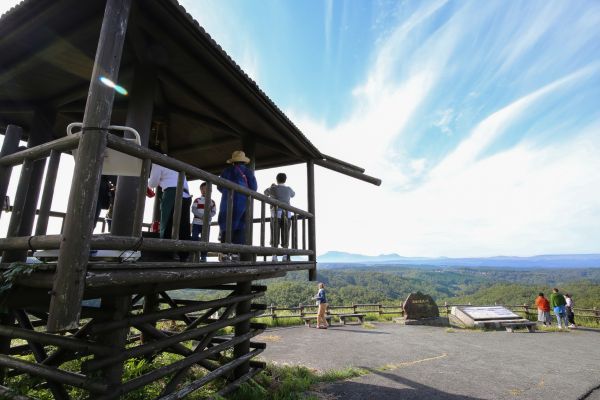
<box><xmin>318</xmin><ymin>367</ymin><xmax>484</xmax><ymax>400</ymax></box>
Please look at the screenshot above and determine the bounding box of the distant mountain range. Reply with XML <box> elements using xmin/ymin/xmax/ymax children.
<box><xmin>318</xmin><ymin>251</ymin><xmax>600</xmax><ymax>268</ymax></box>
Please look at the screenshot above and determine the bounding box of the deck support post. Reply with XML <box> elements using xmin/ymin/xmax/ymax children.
<box><xmin>233</xmin><ymin>281</ymin><xmax>252</xmax><ymax>379</ymax></box>
<box><xmin>47</xmin><ymin>0</ymin><xmax>133</xmax><ymax>332</ymax></box>
<box><xmin>307</xmin><ymin>160</ymin><xmax>317</xmax><ymax>281</ymax></box>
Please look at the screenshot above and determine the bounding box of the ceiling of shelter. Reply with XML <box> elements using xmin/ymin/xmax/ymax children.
<box><xmin>0</xmin><ymin>0</ymin><xmax>323</xmax><ymax>173</ymax></box>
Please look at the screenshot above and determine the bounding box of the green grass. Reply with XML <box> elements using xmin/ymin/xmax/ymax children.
<box><xmin>228</xmin><ymin>364</ymin><xmax>369</xmax><ymax>400</ymax></box>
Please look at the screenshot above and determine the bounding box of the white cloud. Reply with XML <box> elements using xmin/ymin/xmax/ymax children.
<box><xmin>283</xmin><ymin>4</ymin><xmax>600</xmax><ymax>257</ymax></box>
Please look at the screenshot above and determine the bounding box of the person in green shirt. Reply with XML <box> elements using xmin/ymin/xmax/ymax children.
<box><xmin>550</xmin><ymin>288</ymin><xmax>568</xmax><ymax>329</ymax></box>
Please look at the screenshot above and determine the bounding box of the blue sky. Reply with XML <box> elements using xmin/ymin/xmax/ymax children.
<box><xmin>185</xmin><ymin>0</ymin><xmax>600</xmax><ymax>257</ymax></box>
<box><xmin>1</xmin><ymin>0</ymin><xmax>599</xmax><ymax>257</ymax></box>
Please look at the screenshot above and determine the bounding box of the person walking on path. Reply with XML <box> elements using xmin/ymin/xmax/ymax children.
<box><xmin>191</xmin><ymin>182</ymin><xmax>216</xmax><ymax>261</ymax></box>
<box><xmin>313</xmin><ymin>283</ymin><xmax>329</xmax><ymax>329</ymax></box>
<box><xmin>217</xmin><ymin>151</ymin><xmax>257</xmax><ymax>249</ymax></box>
<box><xmin>564</xmin><ymin>293</ymin><xmax>577</xmax><ymax>328</ymax></box>
<box><xmin>535</xmin><ymin>292</ymin><xmax>552</xmax><ymax>326</ymax></box>
<box><xmin>550</xmin><ymin>288</ymin><xmax>568</xmax><ymax>329</ymax></box>
<box><xmin>264</xmin><ymin>172</ymin><xmax>295</xmax><ymax>262</ymax></box>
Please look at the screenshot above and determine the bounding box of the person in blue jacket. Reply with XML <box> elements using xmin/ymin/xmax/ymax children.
<box><xmin>217</xmin><ymin>151</ymin><xmax>257</xmax><ymax>247</ymax></box>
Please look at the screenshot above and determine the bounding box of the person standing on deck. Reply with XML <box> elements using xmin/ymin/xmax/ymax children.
<box><xmin>148</xmin><ymin>163</ymin><xmax>192</xmax><ymax>261</ymax></box>
<box><xmin>550</xmin><ymin>288</ymin><xmax>568</xmax><ymax>329</ymax></box>
<box><xmin>191</xmin><ymin>182</ymin><xmax>216</xmax><ymax>262</ymax></box>
<box><xmin>312</xmin><ymin>282</ymin><xmax>329</xmax><ymax>329</ymax></box>
<box><xmin>217</xmin><ymin>151</ymin><xmax>257</xmax><ymax>250</ymax></box>
<box><xmin>264</xmin><ymin>172</ymin><xmax>295</xmax><ymax>262</ymax></box>
<box><xmin>535</xmin><ymin>292</ymin><xmax>551</xmax><ymax>326</ymax></box>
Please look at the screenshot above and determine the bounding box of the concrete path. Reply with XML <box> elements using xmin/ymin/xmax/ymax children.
<box><xmin>257</xmin><ymin>323</ymin><xmax>600</xmax><ymax>399</ymax></box>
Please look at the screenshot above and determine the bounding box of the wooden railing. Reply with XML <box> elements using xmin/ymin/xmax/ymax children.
<box><xmin>257</xmin><ymin>302</ymin><xmax>600</xmax><ymax>325</ymax></box>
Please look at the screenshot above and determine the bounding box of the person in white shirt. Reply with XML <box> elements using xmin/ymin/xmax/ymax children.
<box><xmin>264</xmin><ymin>172</ymin><xmax>295</xmax><ymax>261</ymax></box>
<box><xmin>191</xmin><ymin>182</ymin><xmax>216</xmax><ymax>261</ymax></box>
<box><xmin>148</xmin><ymin>163</ymin><xmax>192</xmax><ymax>261</ymax></box>
<box><xmin>565</xmin><ymin>293</ymin><xmax>577</xmax><ymax>328</ymax></box>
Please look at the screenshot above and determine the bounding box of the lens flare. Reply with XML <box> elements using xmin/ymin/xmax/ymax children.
<box><xmin>99</xmin><ymin>76</ymin><xmax>128</xmax><ymax>95</ymax></box>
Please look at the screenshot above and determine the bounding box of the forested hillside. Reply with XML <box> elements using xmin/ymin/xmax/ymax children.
<box><xmin>255</xmin><ymin>265</ymin><xmax>600</xmax><ymax>308</ymax></box>
<box><xmin>177</xmin><ymin>265</ymin><xmax>600</xmax><ymax>308</ymax></box>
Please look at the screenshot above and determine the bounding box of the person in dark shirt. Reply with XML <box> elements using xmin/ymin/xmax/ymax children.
<box><xmin>217</xmin><ymin>151</ymin><xmax>257</xmax><ymax>247</ymax></box>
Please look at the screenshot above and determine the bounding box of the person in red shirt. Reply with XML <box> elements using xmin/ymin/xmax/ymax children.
<box><xmin>535</xmin><ymin>292</ymin><xmax>551</xmax><ymax>326</ymax></box>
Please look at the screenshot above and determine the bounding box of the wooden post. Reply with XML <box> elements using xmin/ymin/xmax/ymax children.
<box><xmin>95</xmin><ymin>295</ymin><xmax>131</xmax><ymax>393</ymax></box>
<box><xmin>233</xmin><ymin>281</ymin><xmax>252</xmax><ymax>379</ymax></box>
<box><xmin>35</xmin><ymin>150</ymin><xmax>61</xmax><ymax>235</ymax></box>
<box><xmin>2</xmin><ymin>159</ymin><xmax>35</xmax><ymax>263</ymax></box>
<box><xmin>111</xmin><ymin>65</ymin><xmax>156</xmax><ymax>236</ymax></box>
<box><xmin>307</xmin><ymin>160</ymin><xmax>317</xmax><ymax>280</ymax></box>
<box><xmin>47</xmin><ymin>0</ymin><xmax>133</xmax><ymax>333</ymax></box>
<box><xmin>17</xmin><ymin>108</ymin><xmax>55</xmax><ymax>244</ymax></box>
<box><xmin>0</xmin><ymin>125</ymin><xmax>22</xmax><ymax>221</ymax></box>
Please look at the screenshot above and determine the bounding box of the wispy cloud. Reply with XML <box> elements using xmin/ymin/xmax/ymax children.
<box><xmin>288</xmin><ymin>1</ymin><xmax>600</xmax><ymax>256</ymax></box>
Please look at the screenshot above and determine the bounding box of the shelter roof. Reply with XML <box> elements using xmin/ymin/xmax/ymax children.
<box><xmin>0</xmin><ymin>0</ymin><xmax>334</xmax><ymax>173</ymax></box>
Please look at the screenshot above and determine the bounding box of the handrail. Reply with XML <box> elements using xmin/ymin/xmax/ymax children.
<box><xmin>106</xmin><ymin>134</ymin><xmax>313</xmax><ymax>217</ymax></box>
<box><xmin>0</xmin><ymin>134</ymin><xmax>81</xmax><ymax>167</ymax></box>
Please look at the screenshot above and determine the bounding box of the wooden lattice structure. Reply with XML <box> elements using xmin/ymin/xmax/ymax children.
<box><xmin>0</xmin><ymin>0</ymin><xmax>380</xmax><ymax>398</ymax></box>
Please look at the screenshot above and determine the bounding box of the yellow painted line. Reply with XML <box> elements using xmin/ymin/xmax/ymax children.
<box><xmin>379</xmin><ymin>353</ymin><xmax>448</xmax><ymax>371</ymax></box>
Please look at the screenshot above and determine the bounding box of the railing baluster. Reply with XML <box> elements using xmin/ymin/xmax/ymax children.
<box><xmin>133</xmin><ymin>158</ymin><xmax>152</xmax><ymax>236</ymax></box>
<box><xmin>226</xmin><ymin>189</ymin><xmax>234</xmax><ymax>244</ymax></box>
<box><xmin>201</xmin><ymin>182</ymin><xmax>212</xmax><ymax>242</ymax></box>
<box><xmin>260</xmin><ymin>201</ymin><xmax>266</xmax><ymax>256</ymax></box>
<box><xmin>292</xmin><ymin>213</ymin><xmax>298</xmax><ymax>250</ymax></box>
<box><xmin>273</xmin><ymin>206</ymin><xmax>279</xmax><ymax>257</ymax></box>
<box><xmin>302</xmin><ymin>218</ymin><xmax>306</xmax><ymax>250</ymax></box>
<box><xmin>171</xmin><ymin>171</ymin><xmax>185</xmax><ymax>240</ymax></box>
<box><xmin>35</xmin><ymin>150</ymin><xmax>61</xmax><ymax>235</ymax></box>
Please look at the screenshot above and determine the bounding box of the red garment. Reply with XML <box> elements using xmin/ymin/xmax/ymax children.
<box><xmin>535</xmin><ymin>296</ymin><xmax>550</xmax><ymax>312</ymax></box>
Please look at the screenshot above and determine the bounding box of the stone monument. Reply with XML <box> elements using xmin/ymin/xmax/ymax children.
<box><xmin>394</xmin><ymin>292</ymin><xmax>448</xmax><ymax>326</ymax></box>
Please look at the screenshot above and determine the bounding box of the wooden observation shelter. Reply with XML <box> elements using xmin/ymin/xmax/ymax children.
<box><xmin>0</xmin><ymin>0</ymin><xmax>380</xmax><ymax>398</ymax></box>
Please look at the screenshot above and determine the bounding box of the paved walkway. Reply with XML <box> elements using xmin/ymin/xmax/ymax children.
<box><xmin>257</xmin><ymin>323</ymin><xmax>600</xmax><ymax>399</ymax></box>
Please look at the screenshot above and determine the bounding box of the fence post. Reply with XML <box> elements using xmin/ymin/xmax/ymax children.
<box><xmin>523</xmin><ymin>304</ymin><xmax>529</xmax><ymax>319</ymax></box>
<box><xmin>378</xmin><ymin>304</ymin><xmax>383</xmax><ymax>316</ymax></box>
<box><xmin>445</xmin><ymin>302</ymin><xmax>449</xmax><ymax>316</ymax></box>
<box><xmin>353</xmin><ymin>304</ymin><xmax>357</xmax><ymax>314</ymax></box>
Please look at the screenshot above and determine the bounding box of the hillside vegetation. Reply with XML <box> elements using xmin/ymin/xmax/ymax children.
<box><xmin>254</xmin><ymin>265</ymin><xmax>600</xmax><ymax>308</ymax></box>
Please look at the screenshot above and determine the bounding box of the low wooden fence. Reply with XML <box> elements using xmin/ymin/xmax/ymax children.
<box><xmin>257</xmin><ymin>302</ymin><xmax>600</xmax><ymax>325</ymax></box>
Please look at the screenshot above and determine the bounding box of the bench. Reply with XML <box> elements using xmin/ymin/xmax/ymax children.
<box><xmin>338</xmin><ymin>313</ymin><xmax>366</xmax><ymax>325</ymax></box>
<box><xmin>301</xmin><ymin>315</ymin><xmax>332</xmax><ymax>327</ymax></box>
<box><xmin>474</xmin><ymin>319</ymin><xmax>537</xmax><ymax>332</ymax></box>
<box><xmin>501</xmin><ymin>320</ymin><xmax>537</xmax><ymax>333</ymax></box>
